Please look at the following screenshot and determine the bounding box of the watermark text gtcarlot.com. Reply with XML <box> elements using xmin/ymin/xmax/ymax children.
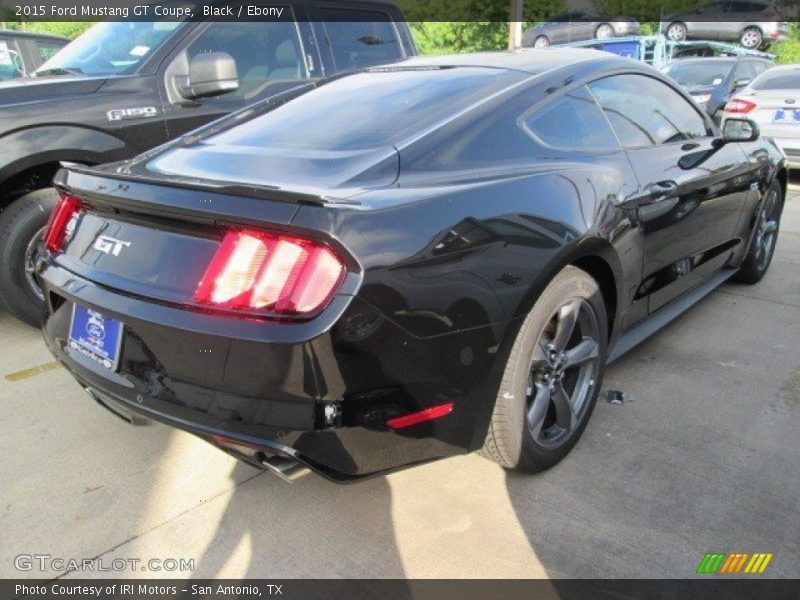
<box><xmin>15</xmin><ymin>554</ymin><xmax>195</xmax><ymax>573</ymax></box>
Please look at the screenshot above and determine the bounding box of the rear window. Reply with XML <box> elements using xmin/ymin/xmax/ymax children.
<box><xmin>753</xmin><ymin>70</ymin><xmax>800</xmax><ymax>90</ymax></box>
<box><xmin>35</xmin><ymin>40</ymin><xmax>65</xmax><ymax>63</ymax></box>
<box><xmin>317</xmin><ymin>8</ymin><xmax>404</xmax><ymax>70</ymax></box>
<box><xmin>206</xmin><ymin>67</ymin><xmax>525</xmax><ymax>150</ymax></box>
<box><xmin>663</xmin><ymin>61</ymin><xmax>733</xmax><ymax>87</ymax></box>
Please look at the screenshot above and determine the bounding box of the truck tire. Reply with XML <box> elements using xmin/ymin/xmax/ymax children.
<box><xmin>0</xmin><ymin>188</ymin><xmax>58</xmax><ymax>326</ymax></box>
<box><xmin>482</xmin><ymin>266</ymin><xmax>607</xmax><ymax>472</ymax></box>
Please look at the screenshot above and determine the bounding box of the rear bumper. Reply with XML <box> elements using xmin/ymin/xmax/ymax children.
<box><xmin>40</xmin><ymin>261</ymin><xmax>510</xmax><ymax>482</ymax></box>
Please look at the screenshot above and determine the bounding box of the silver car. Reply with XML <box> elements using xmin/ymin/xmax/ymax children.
<box><xmin>522</xmin><ymin>11</ymin><xmax>640</xmax><ymax>48</ymax></box>
<box><xmin>663</xmin><ymin>0</ymin><xmax>787</xmax><ymax>49</ymax></box>
<box><xmin>721</xmin><ymin>65</ymin><xmax>800</xmax><ymax>166</ymax></box>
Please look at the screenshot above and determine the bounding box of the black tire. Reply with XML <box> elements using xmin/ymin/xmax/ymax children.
<box><xmin>0</xmin><ymin>188</ymin><xmax>58</xmax><ymax>326</ymax></box>
<box><xmin>732</xmin><ymin>180</ymin><xmax>782</xmax><ymax>285</ymax></box>
<box><xmin>482</xmin><ymin>266</ymin><xmax>608</xmax><ymax>472</ymax></box>
<box><xmin>740</xmin><ymin>27</ymin><xmax>763</xmax><ymax>50</ymax></box>
<box><xmin>533</xmin><ymin>35</ymin><xmax>550</xmax><ymax>48</ymax></box>
<box><xmin>666</xmin><ymin>22</ymin><xmax>687</xmax><ymax>42</ymax></box>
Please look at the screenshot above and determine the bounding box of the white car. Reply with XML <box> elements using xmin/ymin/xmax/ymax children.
<box><xmin>721</xmin><ymin>64</ymin><xmax>800</xmax><ymax>166</ymax></box>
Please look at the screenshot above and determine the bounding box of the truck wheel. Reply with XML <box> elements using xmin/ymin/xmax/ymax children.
<box><xmin>482</xmin><ymin>266</ymin><xmax>607</xmax><ymax>472</ymax></box>
<box><xmin>0</xmin><ymin>188</ymin><xmax>58</xmax><ymax>326</ymax></box>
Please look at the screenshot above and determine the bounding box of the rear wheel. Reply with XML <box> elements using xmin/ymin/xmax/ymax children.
<box><xmin>666</xmin><ymin>22</ymin><xmax>687</xmax><ymax>41</ymax></box>
<box><xmin>595</xmin><ymin>23</ymin><xmax>614</xmax><ymax>39</ymax></box>
<box><xmin>740</xmin><ymin>27</ymin><xmax>763</xmax><ymax>49</ymax></box>
<box><xmin>533</xmin><ymin>35</ymin><xmax>550</xmax><ymax>48</ymax></box>
<box><xmin>732</xmin><ymin>180</ymin><xmax>782</xmax><ymax>284</ymax></box>
<box><xmin>0</xmin><ymin>188</ymin><xmax>57</xmax><ymax>326</ymax></box>
<box><xmin>482</xmin><ymin>266</ymin><xmax>607</xmax><ymax>472</ymax></box>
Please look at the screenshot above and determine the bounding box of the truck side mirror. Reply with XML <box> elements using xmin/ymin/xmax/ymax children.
<box><xmin>180</xmin><ymin>52</ymin><xmax>239</xmax><ymax>100</ymax></box>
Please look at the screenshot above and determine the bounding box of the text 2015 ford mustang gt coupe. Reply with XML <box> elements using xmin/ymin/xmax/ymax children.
<box><xmin>40</xmin><ymin>49</ymin><xmax>786</xmax><ymax>482</ymax></box>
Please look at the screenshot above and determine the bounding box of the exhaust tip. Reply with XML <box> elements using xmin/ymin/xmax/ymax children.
<box><xmin>260</xmin><ymin>454</ymin><xmax>309</xmax><ymax>483</ymax></box>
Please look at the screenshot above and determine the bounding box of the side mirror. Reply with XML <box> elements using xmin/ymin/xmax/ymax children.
<box><xmin>723</xmin><ymin>118</ymin><xmax>760</xmax><ymax>143</ymax></box>
<box><xmin>180</xmin><ymin>52</ymin><xmax>238</xmax><ymax>100</ymax></box>
<box><xmin>733</xmin><ymin>78</ymin><xmax>752</xmax><ymax>89</ymax></box>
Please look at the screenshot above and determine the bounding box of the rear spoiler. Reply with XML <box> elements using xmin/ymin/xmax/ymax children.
<box><xmin>55</xmin><ymin>162</ymin><xmax>359</xmax><ymax>207</ymax></box>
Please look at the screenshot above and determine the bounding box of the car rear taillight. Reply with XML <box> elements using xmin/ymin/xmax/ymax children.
<box><xmin>44</xmin><ymin>193</ymin><xmax>84</xmax><ymax>253</ymax></box>
<box><xmin>195</xmin><ymin>229</ymin><xmax>345</xmax><ymax>316</ymax></box>
<box><xmin>725</xmin><ymin>98</ymin><xmax>757</xmax><ymax>114</ymax></box>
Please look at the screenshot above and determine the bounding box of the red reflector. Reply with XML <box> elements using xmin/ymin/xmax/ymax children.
<box><xmin>44</xmin><ymin>193</ymin><xmax>83</xmax><ymax>253</ymax></box>
<box><xmin>195</xmin><ymin>229</ymin><xmax>345</xmax><ymax>316</ymax></box>
<box><xmin>725</xmin><ymin>98</ymin><xmax>757</xmax><ymax>114</ymax></box>
<box><xmin>386</xmin><ymin>402</ymin><xmax>454</xmax><ymax>429</ymax></box>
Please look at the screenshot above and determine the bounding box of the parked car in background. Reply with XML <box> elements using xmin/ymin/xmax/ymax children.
<box><xmin>663</xmin><ymin>0</ymin><xmax>787</xmax><ymax>49</ymax></box>
<box><xmin>523</xmin><ymin>12</ymin><xmax>640</xmax><ymax>48</ymax></box>
<box><xmin>722</xmin><ymin>65</ymin><xmax>800</xmax><ymax>166</ymax></box>
<box><xmin>662</xmin><ymin>55</ymin><xmax>773</xmax><ymax>121</ymax></box>
<box><xmin>0</xmin><ymin>29</ymin><xmax>67</xmax><ymax>81</ymax></box>
<box><xmin>0</xmin><ymin>4</ymin><xmax>416</xmax><ymax>327</ymax></box>
<box><xmin>40</xmin><ymin>50</ymin><xmax>785</xmax><ymax>482</ymax></box>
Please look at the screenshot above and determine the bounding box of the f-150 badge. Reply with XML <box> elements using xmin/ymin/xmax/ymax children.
<box><xmin>107</xmin><ymin>107</ymin><xmax>158</xmax><ymax>122</ymax></box>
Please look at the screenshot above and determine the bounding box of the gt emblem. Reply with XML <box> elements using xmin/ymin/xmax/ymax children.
<box><xmin>94</xmin><ymin>235</ymin><xmax>131</xmax><ymax>257</ymax></box>
<box><xmin>107</xmin><ymin>107</ymin><xmax>158</xmax><ymax>121</ymax></box>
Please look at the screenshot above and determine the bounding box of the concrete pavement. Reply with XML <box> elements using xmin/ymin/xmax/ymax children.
<box><xmin>1</xmin><ymin>185</ymin><xmax>798</xmax><ymax>580</ymax></box>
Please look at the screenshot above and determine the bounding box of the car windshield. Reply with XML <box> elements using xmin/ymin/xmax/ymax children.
<box><xmin>37</xmin><ymin>21</ymin><xmax>184</xmax><ymax>77</ymax></box>
<box><xmin>753</xmin><ymin>70</ymin><xmax>800</xmax><ymax>90</ymax></box>
<box><xmin>204</xmin><ymin>67</ymin><xmax>526</xmax><ymax>151</ymax></box>
<box><xmin>663</xmin><ymin>61</ymin><xmax>733</xmax><ymax>87</ymax></box>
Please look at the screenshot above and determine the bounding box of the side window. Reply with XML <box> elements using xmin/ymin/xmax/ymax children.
<box><xmin>317</xmin><ymin>8</ymin><xmax>403</xmax><ymax>71</ymax></box>
<box><xmin>698</xmin><ymin>1</ymin><xmax>730</xmax><ymax>13</ymax></box>
<box><xmin>523</xmin><ymin>86</ymin><xmax>618</xmax><ymax>150</ymax></box>
<box><xmin>734</xmin><ymin>61</ymin><xmax>757</xmax><ymax>82</ymax></box>
<box><xmin>35</xmin><ymin>40</ymin><xmax>65</xmax><ymax>64</ymax></box>
<box><xmin>0</xmin><ymin>38</ymin><xmax>25</xmax><ymax>80</ymax></box>
<box><xmin>588</xmin><ymin>74</ymin><xmax>709</xmax><ymax>148</ymax></box>
<box><xmin>753</xmin><ymin>61</ymin><xmax>770</xmax><ymax>76</ymax></box>
<box><xmin>187</xmin><ymin>21</ymin><xmax>304</xmax><ymax>100</ymax></box>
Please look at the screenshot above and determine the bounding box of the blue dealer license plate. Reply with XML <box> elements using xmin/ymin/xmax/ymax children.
<box><xmin>773</xmin><ymin>109</ymin><xmax>800</xmax><ymax>124</ymax></box>
<box><xmin>68</xmin><ymin>305</ymin><xmax>124</xmax><ymax>371</ymax></box>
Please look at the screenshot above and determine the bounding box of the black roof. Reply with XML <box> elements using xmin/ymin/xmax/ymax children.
<box><xmin>0</xmin><ymin>29</ymin><xmax>68</xmax><ymax>42</ymax></box>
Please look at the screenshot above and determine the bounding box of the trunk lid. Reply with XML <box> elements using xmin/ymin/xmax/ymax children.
<box><xmin>739</xmin><ymin>89</ymin><xmax>800</xmax><ymax>140</ymax></box>
<box><xmin>53</xmin><ymin>168</ymin><xmax>304</xmax><ymax>307</ymax></box>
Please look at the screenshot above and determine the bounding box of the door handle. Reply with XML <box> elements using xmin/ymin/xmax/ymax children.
<box><xmin>649</xmin><ymin>180</ymin><xmax>678</xmax><ymax>202</ymax></box>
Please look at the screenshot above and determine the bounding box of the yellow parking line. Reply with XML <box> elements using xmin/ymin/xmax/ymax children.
<box><xmin>4</xmin><ymin>361</ymin><xmax>61</xmax><ymax>382</ymax></box>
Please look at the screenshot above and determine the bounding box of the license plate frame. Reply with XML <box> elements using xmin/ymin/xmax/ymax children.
<box><xmin>68</xmin><ymin>304</ymin><xmax>124</xmax><ymax>371</ymax></box>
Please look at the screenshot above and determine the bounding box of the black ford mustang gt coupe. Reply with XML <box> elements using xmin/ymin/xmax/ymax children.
<box><xmin>40</xmin><ymin>49</ymin><xmax>786</xmax><ymax>482</ymax></box>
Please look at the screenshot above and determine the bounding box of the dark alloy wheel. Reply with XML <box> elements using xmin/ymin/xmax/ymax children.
<box><xmin>482</xmin><ymin>266</ymin><xmax>607</xmax><ymax>472</ymax></box>
<box><xmin>732</xmin><ymin>180</ymin><xmax>782</xmax><ymax>284</ymax></box>
<box><xmin>526</xmin><ymin>297</ymin><xmax>601</xmax><ymax>448</ymax></box>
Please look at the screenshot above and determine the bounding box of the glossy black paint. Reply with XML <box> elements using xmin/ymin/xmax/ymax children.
<box><xmin>41</xmin><ymin>49</ymin><xmax>787</xmax><ymax>481</ymax></box>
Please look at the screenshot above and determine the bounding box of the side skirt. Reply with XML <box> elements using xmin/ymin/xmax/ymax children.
<box><xmin>607</xmin><ymin>268</ymin><xmax>737</xmax><ymax>364</ymax></box>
